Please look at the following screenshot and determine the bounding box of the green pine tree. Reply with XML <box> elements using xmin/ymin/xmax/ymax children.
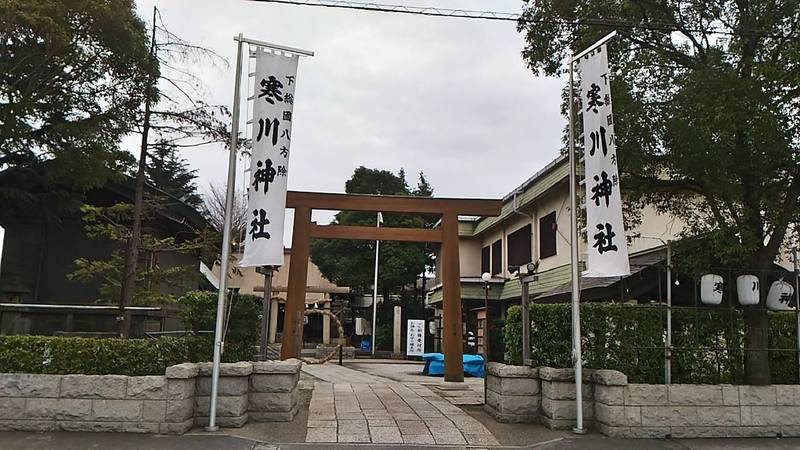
<box><xmin>145</xmin><ymin>141</ymin><xmax>202</xmax><ymax>207</ymax></box>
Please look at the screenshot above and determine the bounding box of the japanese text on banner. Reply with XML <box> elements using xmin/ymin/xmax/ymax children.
<box><xmin>578</xmin><ymin>45</ymin><xmax>630</xmax><ymax>277</ymax></box>
<box><xmin>240</xmin><ymin>51</ymin><xmax>299</xmax><ymax>267</ymax></box>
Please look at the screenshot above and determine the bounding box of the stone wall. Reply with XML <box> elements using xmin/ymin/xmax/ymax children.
<box><xmin>0</xmin><ymin>367</ymin><xmax>196</xmax><ymax>434</ymax></box>
<box><xmin>0</xmin><ymin>360</ymin><xmax>300</xmax><ymax>434</ymax></box>
<box><xmin>314</xmin><ymin>345</ymin><xmax>355</xmax><ymax>360</ymax></box>
<box><xmin>486</xmin><ymin>362</ymin><xmax>800</xmax><ymax>439</ymax></box>
<box><xmin>484</xmin><ymin>364</ymin><xmax>539</xmax><ymax>423</ymax></box>
<box><xmin>596</xmin><ymin>382</ymin><xmax>800</xmax><ymax>438</ymax></box>
<box><xmin>539</xmin><ymin>367</ymin><xmax>599</xmax><ymax>430</ymax></box>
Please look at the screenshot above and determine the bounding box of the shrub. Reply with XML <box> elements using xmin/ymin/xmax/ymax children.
<box><xmin>0</xmin><ymin>334</ymin><xmax>255</xmax><ymax>376</ymax></box>
<box><xmin>504</xmin><ymin>303</ymin><xmax>797</xmax><ymax>384</ymax></box>
<box><xmin>375</xmin><ymin>323</ymin><xmax>393</xmax><ymax>350</ymax></box>
<box><xmin>177</xmin><ymin>290</ymin><xmax>261</xmax><ymax>349</ymax></box>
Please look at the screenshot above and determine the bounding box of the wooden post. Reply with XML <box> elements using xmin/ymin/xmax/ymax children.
<box><xmin>281</xmin><ymin>206</ymin><xmax>311</xmax><ymax>360</ymax></box>
<box><xmin>441</xmin><ymin>212</ymin><xmax>464</xmax><ymax>382</ymax></box>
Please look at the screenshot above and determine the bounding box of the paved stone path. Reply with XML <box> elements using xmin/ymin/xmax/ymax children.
<box><xmin>303</xmin><ymin>364</ymin><xmax>499</xmax><ymax>445</ymax></box>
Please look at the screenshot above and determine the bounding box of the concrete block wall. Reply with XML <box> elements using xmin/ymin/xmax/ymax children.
<box><xmin>194</xmin><ymin>362</ymin><xmax>251</xmax><ymax>428</ymax></box>
<box><xmin>0</xmin><ymin>360</ymin><xmax>300</xmax><ymax>434</ymax></box>
<box><xmin>539</xmin><ymin>367</ymin><xmax>598</xmax><ymax>430</ymax></box>
<box><xmin>249</xmin><ymin>360</ymin><xmax>300</xmax><ymax>422</ymax></box>
<box><xmin>0</xmin><ymin>367</ymin><xmax>196</xmax><ymax>434</ymax></box>
<box><xmin>486</xmin><ymin>363</ymin><xmax>800</xmax><ymax>438</ymax></box>
<box><xmin>595</xmin><ymin>382</ymin><xmax>800</xmax><ymax>438</ymax></box>
<box><xmin>484</xmin><ymin>363</ymin><xmax>539</xmax><ymax>423</ymax></box>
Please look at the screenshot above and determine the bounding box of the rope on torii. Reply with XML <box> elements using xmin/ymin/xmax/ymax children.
<box><xmin>298</xmin><ymin>308</ymin><xmax>345</xmax><ymax>364</ymax></box>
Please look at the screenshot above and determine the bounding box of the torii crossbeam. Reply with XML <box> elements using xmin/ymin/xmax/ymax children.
<box><xmin>280</xmin><ymin>191</ymin><xmax>501</xmax><ymax>382</ymax></box>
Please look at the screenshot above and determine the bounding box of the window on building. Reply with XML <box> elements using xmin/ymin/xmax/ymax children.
<box><xmin>508</xmin><ymin>224</ymin><xmax>532</xmax><ymax>266</ymax></box>
<box><xmin>481</xmin><ymin>246</ymin><xmax>490</xmax><ymax>275</ymax></box>
<box><xmin>491</xmin><ymin>239</ymin><xmax>502</xmax><ymax>275</ymax></box>
<box><xmin>539</xmin><ymin>212</ymin><xmax>557</xmax><ymax>258</ymax></box>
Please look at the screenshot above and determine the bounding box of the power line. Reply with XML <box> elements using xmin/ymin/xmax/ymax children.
<box><xmin>247</xmin><ymin>0</ymin><xmax>794</xmax><ymax>39</ymax></box>
<box><xmin>251</xmin><ymin>0</ymin><xmax>520</xmax><ymax>21</ymax></box>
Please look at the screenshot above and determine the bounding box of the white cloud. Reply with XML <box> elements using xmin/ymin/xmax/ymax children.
<box><xmin>133</xmin><ymin>0</ymin><xmax>567</xmax><ymax>243</ymax></box>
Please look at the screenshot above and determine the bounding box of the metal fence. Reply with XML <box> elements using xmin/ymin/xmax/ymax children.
<box><xmin>595</xmin><ymin>264</ymin><xmax>800</xmax><ymax>384</ymax></box>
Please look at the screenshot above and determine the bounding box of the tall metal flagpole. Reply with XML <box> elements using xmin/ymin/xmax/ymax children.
<box><xmin>206</xmin><ymin>33</ymin><xmax>244</xmax><ymax>432</ymax></box>
<box><xmin>567</xmin><ymin>53</ymin><xmax>586</xmax><ymax>435</ymax></box>
<box><xmin>794</xmin><ymin>245</ymin><xmax>799</xmax><ymax>383</ymax></box>
<box><xmin>371</xmin><ymin>212</ymin><xmax>382</xmax><ymax>355</ymax></box>
<box><xmin>666</xmin><ymin>241</ymin><xmax>672</xmax><ymax>384</ymax></box>
<box><xmin>260</xmin><ymin>267</ymin><xmax>274</xmax><ymax>359</ymax></box>
<box><xmin>569</xmin><ymin>31</ymin><xmax>617</xmax><ymax>434</ymax></box>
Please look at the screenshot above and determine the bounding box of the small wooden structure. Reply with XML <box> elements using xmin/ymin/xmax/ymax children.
<box><xmin>281</xmin><ymin>191</ymin><xmax>501</xmax><ymax>382</ymax></box>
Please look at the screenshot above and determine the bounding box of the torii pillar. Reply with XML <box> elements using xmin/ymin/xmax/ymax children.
<box><xmin>440</xmin><ymin>212</ymin><xmax>463</xmax><ymax>381</ymax></box>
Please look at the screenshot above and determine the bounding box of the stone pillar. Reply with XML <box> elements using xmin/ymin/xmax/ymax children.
<box><xmin>484</xmin><ymin>363</ymin><xmax>540</xmax><ymax>423</ymax></box>
<box><xmin>393</xmin><ymin>305</ymin><xmax>402</xmax><ymax>356</ymax></box>
<box><xmin>322</xmin><ymin>301</ymin><xmax>331</xmax><ymax>345</ymax></box>
<box><xmin>539</xmin><ymin>367</ymin><xmax>595</xmax><ymax>430</ymax></box>
<box><xmin>163</xmin><ymin>363</ymin><xmax>199</xmax><ymax>434</ymax></box>
<box><xmin>194</xmin><ymin>362</ymin><xmax>251</xmax><ymax>428</ymax></box>
<box><xmin>249</xmin><ymin>360</ymin><xmax>301</xmax><ymax>422</ymax></box>
<box><xmin>268</xmin><ymin>299</ymin><xmax>279</xmax><ymax>344</ymax></box>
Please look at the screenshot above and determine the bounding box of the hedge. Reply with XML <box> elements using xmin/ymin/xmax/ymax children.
<box><xmin>504</xmin><ymin>303</ymin><xmax>798</xmax><ymax>384</ymax></box>
<box><xmin>0</xmin><ymin>334</ymin><xmax>255</xmax><ymax>376</ymax></box>
<box><xmin>0</xmin><ymin>291</ymin><xmax>262</xmax><ymax>376</ymax></box>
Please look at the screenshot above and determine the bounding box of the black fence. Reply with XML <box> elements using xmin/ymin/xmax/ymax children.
<box><xmin>506</xmin><ymin>265</ymin><xmax>800</xmax><ymax>384</ymax></box>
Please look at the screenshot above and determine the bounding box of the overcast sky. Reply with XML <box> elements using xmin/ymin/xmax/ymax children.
<box><xmin>131</xmin><ymin>0</ymin><xmax>566</xmax><ymax>242</ymax></box>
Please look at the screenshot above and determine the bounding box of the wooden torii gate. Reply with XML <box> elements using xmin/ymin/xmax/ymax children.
<box><xmin>280</xmin><ymin>191</ymin><xmax>501</xmax><ymax>382</ymax></box>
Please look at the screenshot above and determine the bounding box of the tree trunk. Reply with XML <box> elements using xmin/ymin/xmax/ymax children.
<box><xmin>118</xmin><ymin>7</ymin><xmax>157</xmax><ymax>338</ymax></box>
<box><xmin>743</xmin><ymin>305</ymin><xmax>770</xmax><ymax>385</ymax></box>
<box><xmin>743</xmin><ymin>256</ymin><xmax>773</xmax><ymax>385</ymax></box>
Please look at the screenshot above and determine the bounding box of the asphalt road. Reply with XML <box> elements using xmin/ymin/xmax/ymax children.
<box><xmin>2</xmin><ymin>432</ymin><xmax>800</xmax><ymax>450</ymax></box>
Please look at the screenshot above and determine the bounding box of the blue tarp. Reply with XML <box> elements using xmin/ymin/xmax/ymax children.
<box><xmin>421</xmin><ymin>353</ymin><xmax>485</xmax><ymax>378</ymax></box>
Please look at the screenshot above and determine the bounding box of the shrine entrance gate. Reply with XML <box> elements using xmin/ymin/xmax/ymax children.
<box><xmin>280</xmin><ymin>191</ymin><xmax>501</xmax><ymax>382</ymax></box>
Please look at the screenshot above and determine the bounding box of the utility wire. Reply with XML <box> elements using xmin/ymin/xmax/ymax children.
<box><xmin>253</xmin><ymin>0</ymin><xmax>519</xmax><ymax>21</ymax></box>
<box><xmin>247</xmin><ymin>0</ymin><xmax>795</xmax><ymax>39</ymax></box>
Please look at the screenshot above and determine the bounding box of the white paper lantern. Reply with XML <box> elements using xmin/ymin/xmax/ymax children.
<box><xmin>700</xmin><ymin>274</ymin><xmax>724</xmax><ymax>305</ymax></box>
<box><xmin>736</xmin><ymin>275</ymin><xmax>760</xmax><ymax>306</ymax></box>
<box><xmin>766</xmin><ymin>280</ymin><xmax>795</xmax><ymax>311</ymax></box>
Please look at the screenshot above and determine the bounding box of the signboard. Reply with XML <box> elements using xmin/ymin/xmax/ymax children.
<box><xmin>240</xmin><ymin>50</ymin><xmax>299</xmax><ymax>267</ymax></box>
<box><xmin>578</xmin><ymin>45</ymin><xmax>630</xmax><ymax>277</ymax></box>
<box><xmin>406</xmin><ymin>319</ymin><xmax>425</xmax><ymax>356</ymax></box>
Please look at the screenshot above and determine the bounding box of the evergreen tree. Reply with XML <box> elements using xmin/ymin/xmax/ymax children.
<box><xmin>145</xmin><ymin>141</ymin><xmax>202</xmax><ymax>207</ymax></box>
<box><xmin>413</xmin><ymin>171</ymin><xmax>434</xmax><ymax>198</ymax></box>
<box><xmin>311</xmin><ymin>167</ymin><xmax>429</xmax><ymax>292</ymax></box>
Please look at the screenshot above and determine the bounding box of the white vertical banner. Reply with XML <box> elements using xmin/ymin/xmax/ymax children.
<box><xmin>406</xmin><ymin>319</ymin><xmax>425</xmax><ymax>356</ymax></box>
<box><xmin>578</xmin><ymin>45</ymin><xmax>630</xmax><ymax>277</ymax></box>
<box><xmin>240</xmin><ymin>50</ymin><xmax>299</xmax><ymax>267</ymax></box>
